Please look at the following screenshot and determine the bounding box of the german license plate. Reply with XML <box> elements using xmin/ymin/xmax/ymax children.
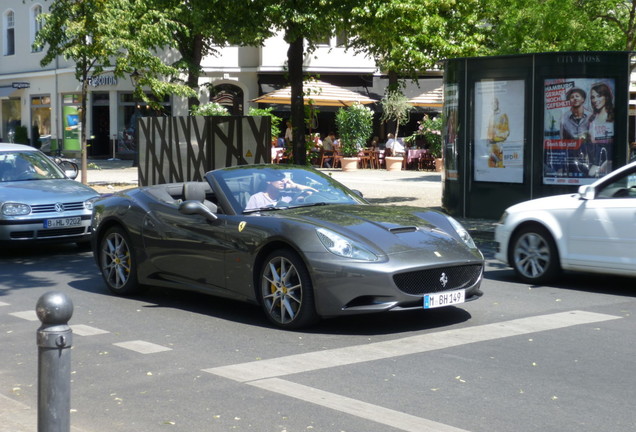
<box><xmin>424</xmin><ymin>289</ymin><xmax>465</xmax><ymax>309</ymax></box>
<box><xmin>44</xmin><ymin>217</ymin><xmax>82</xmax><ymax>229</ymax></box>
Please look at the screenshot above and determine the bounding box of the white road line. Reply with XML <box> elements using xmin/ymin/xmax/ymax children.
<box><xmin>204</xmin><ymin>310</ymin><xmax>620</xmax><ymax>383</ymax></box>
<box><xmin>113</xmin><ymin>340</ymin><xmax>172</xmax><ymax>354</ymax></box>
<box><xmin>204</xmin><ymin>310</ymin><xmax>620</xmax><ymax>432</ymax></box>
<box><xmin>9</xmin><ymin>310</ymin><xmax>38</xmax><ymax>321</ymax></box>
<box><xmin>72</xmin><ymin>324</ymin><xmax>109</xmax><ymax>336</ymax></box>
<box><xmin>0</xmin><ymin>301</ymin><xmax>9</xmax><ymax>307</ymax></box>
<box><xmin>251</xmin><ymin>378</ymin><xmax>470</xmax><ymax>432</ymax></box>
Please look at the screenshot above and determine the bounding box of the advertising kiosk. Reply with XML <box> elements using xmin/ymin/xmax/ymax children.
<box><xmin>442</xmin><ymin>51</ymin><xmax>632</xmax><ymax>219</ymax></box>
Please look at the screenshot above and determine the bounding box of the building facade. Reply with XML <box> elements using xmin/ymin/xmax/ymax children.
<box><xmin>0</xmin><ymin>2</ymin><xmax>442</xmax><ymax>157</ymax></box>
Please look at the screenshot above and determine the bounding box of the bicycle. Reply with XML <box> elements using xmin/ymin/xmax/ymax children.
<box><xmin>49</xmin><ymin>156</ymin><xmax>79</xmax><ymax>179</ymax></box>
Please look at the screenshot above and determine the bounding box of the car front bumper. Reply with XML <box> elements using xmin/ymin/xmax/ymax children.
<box><xmin>0</xmin><ymin>215</ymin><xmax>92</xmax><ymax>244</ymax></box>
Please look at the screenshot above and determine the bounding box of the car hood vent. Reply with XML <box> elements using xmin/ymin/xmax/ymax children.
<box><xmin>389</xmin><ymin>226</ymin><xmax>419</xmax><ymax>234</ymax></box>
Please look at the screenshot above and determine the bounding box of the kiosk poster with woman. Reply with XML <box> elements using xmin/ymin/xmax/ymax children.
<box><xmin>543</xmin><ymin>78</ymin><xmax>614</xmax><ymax>185</ymax></box>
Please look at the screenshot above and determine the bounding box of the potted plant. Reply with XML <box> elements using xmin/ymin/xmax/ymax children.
<box><xmin>335</xmin><ymin>103</ymin><xmax>373</xmax><ymax>171</ymax></box>
<box><xmin>380</xmin><ymin>91</ymin><xmax>412</xmax><ymax>139</ymax></box>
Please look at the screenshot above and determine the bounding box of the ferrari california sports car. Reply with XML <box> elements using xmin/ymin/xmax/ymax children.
<box><xmin>1</xmin><ymin>143</ymin><xmax>99</xmax><ymax>246</ymax></box>
<box><xmin>495</xmin><ymin>160</ymin><xmax>636</xmax><ymax>284</ymax></box>
<box><xmin>91</xmin><ymin>164</ymin><xmax>484</xmax><ymax>328</ymax></box>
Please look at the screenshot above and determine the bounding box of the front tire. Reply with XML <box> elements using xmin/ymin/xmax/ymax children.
<box><xmin>99</xmin><ymin>226</ymin><xmax>141</xmax><ymax>295</ymax></box>
<box><xmin>258</xmin><ymin>249</ymin><xmax>318</xmax><ymax>329</ymax></box>
<box><xmin>510</xmin><ymin>225</ymin><xmax>560</xmax><ymax>284</ymax></box>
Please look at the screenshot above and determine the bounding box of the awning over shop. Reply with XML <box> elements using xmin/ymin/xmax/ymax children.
<box><xmin>408</xmin><ymin>86</ymin><xmax>443</xmax><ymax>108</ymax></box>
<box><xmin>253</xmin><ymin>79</ymin><xmax>377</xmax><ymax>107</ymax></box>
<box><xmin>0</xmin><ymin>87</ymin><xmax>19</xmax><ymax>99</ymax></box>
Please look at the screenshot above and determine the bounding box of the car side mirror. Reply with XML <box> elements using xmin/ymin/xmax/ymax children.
<box><xmin>351</xmin><ymin>189</ymin><xmax>364</xmax><ymax>198</ymax></box>
<box><xmin>65</xmin><ymin>170</ymin><xmax>78</xmax><ymax>180</ymax></box>
<box><xmin>178</xmin><ymin>200</ymin><xmax>218</xmax><ymax>222</ymax></box>
<box><xmin>578</xmin><ymin>185</ymin><xmax>595</xmax><ymax>200</ymax></box>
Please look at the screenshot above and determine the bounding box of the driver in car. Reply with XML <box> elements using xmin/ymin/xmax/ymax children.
<box><xmin>245</xmin><ymin>171</ymin><xmax>317</xmax><ymax>211</ymax></box>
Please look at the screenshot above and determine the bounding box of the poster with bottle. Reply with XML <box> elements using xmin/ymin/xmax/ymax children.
<box><xmin>474</xmin><ymin>80</ymin><xmax>525</xmax><ymax>183</ymax></box>
<box><xmin>543</xmin><ymin>78</ymin><xmax>614</xmax><ymax>185</ymax></box>
<box><xmin>443</xmin><ymin>84</ymin><xmax>459</xmax><ymax>181</ymax></box>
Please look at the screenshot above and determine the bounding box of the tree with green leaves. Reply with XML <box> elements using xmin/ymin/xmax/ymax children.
<box><xmin>483</xmin><ymin>0</ymin><xmax>635</xmax><ymax>55</ymax></box>
<box><xmin>346</xmin><ymin>0</ymin><xmax>488</xmax><ymax>92</ymax></box>
<box><xmin>152</xmin><ymin>0</ymin><xmax>270</xmax><ymax>108</ymax></box>
<box><xmin>35</xmin><ymin>0</ymin><xmax>194</xmax><ymax>183</ymax></box>
<box><xmin>250</xmin><ymin>0</ymin><xmax>350</xmax><ymax>165</ymax></box>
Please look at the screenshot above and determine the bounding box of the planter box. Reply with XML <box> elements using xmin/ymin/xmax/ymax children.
<box><xmin>385</xmin><ymin>156</ymin><xmax>403</xmax><ymax>171</ymax></box>
<box><xmin>341</xmin><ymin>157</ymin><xmax>359</xmax><ymax>171</ymax></box>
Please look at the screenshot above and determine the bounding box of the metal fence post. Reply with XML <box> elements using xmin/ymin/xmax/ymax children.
<box><xmin>36</xmin><ymin>292</ymin><xmax>74</xmax><ymax>432</ymax></box>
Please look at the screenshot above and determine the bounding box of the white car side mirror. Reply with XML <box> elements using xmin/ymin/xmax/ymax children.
<box><xmin>578</xmin><ymin>185</ymin><xmax>595</xmax><ymax>200</ymax></box>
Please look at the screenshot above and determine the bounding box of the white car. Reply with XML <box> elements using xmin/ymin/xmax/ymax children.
<box><xmin>495</xmin><ymin>160</ymin><xmax>636</xmax><ymax>283</ymax></box>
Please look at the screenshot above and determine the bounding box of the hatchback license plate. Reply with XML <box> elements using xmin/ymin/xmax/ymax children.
<box><xmin>44</xmin><ymin>217</ymin><xmax>82</xmax><ymax>229</ymax></box>
<box><xmin>424</xmin><ymin>289</ymin><xmax>465</xmax><ymax>309</ymax></box>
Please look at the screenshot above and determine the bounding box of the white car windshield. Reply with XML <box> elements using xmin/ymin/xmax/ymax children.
<box><xmin>0</xmin><ymin>151</ymin><xmax>66</xmax><ymax>182</ymax></box>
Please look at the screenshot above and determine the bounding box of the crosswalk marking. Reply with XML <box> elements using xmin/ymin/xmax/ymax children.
<box><xmin>72</xmin><ymin>324</ymin><xmax>109</xmax><ymax>336</ymax></box>
<box><xmin>113</xmin><ymin>340</ymin><xmax>172</xmax><ymax>354</ymax></box>
<box><xmin>204</xmin><ymin>310</ymin><xmax>620</xmax><ymax>382</ymax></box>
<box><xmin>252</xmin><ymin>378</ymin><xmax>470</xmax><ymax>432</ymax></box>
<box><xmin>203</xmin><ymin>310</ymin><xmax>621</xmax><ymax>432</ymax></box>
<box><xmin>9</xmin><ymin>310</ymin><xmax>38</xmax><ymax>321</ymax></box>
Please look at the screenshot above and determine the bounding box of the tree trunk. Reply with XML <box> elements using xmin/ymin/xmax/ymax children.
<box><xmin>287</xmin><ymin>36</ymin><xmax>306</xmax><ymax>165</ymax></box>
<box><xmin>186</xmin><ymin>34</ymin><xmax>203</xmax><ymax>109</ymax></box>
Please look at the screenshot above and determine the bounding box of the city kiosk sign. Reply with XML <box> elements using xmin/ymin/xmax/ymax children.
<box><xmin>442</xmin><ymin>51</ymin><xmax>630</xmax><ymax>219</ymax></box>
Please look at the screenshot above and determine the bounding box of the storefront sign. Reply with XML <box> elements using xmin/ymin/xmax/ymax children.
<box><xmin>87</xmin><ymin>75</ymin><xmax>117</xmax><ymax>87</ymax></box>
<box><xmin>12</xmin><ymin>82</ymin><xmax>30</xmax><ymax>89</ymax></box>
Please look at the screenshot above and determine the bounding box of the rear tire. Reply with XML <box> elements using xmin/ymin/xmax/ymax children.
<box><xmin>510</xmin><ymin>225</ymin><xmax>560</xmax><ymax>284</ymax></box>
<box><xmin>258</xmin><ymin>249</ymin><xmax>318</xmax><ymax>329</ymax></box>
<box><xmin>99</xmin><ymin>226</ymin><xmax>141</xmax><ymax>295</ymax></box>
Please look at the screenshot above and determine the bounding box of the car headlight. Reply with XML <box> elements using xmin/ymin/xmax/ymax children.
<box><xmin>2</xmin><ymin>202</ymin><xmax>32</xmax><ymax>216</ymax></box>
<box><xmin>447</xmin><ymin>216</ymin><xmax>477</xmax><ymax>249</ymax></box>
<box><xmin>316</xmin><ymin>228</ymin><xmax>378</xmax><ymax>261</ymax></box>
<box><xmin>84</xmin><ymin>197</ymin><xmax>99</xmax><ymax>211</ymax></box>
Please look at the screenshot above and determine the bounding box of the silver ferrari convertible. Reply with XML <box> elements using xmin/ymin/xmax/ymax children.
<box><xmin>91</xmin><ymin>164</ymin><xmax>484</xmax><ymax>329</ymax></box>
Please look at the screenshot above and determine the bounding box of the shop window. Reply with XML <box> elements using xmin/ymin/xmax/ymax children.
<box><xmin>117</xmin><ymin>92</ymin><xmax>171</xmax><ymax>154</ymax></box>
<box><xmin>2</xmin><ymin>98</ymin><xmax>21</xmax><ymax>142</ymax></box>
<box><xmin>4</xmin><ymin>10</ymin><xmax>15</xmax><ymax>56</ymax></box>
<box><xmin>30</xmin><ymin>96</ymin><xmax>52</xmax><ymax>149</ymax></box>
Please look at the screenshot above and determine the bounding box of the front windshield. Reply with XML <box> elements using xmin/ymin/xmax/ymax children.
<box><xmin>0</xmin><ymin>151</ymin><xmax>66</xmax><ymax>182</ymax></box>
<box><xmin>213</xmin><ymin>165</ymin><xmax>366</xmax><ymax>213</ymax></box>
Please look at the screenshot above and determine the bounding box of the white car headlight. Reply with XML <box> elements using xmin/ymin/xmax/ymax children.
<box><xmin>316</xmin><ymin>228</ymin><xmax>378</xmax><ymax>261</ymax></box>
<box><xmin>2</xmin><ymin>202</ymin><xmax>32</xmax><ymax>216</ymax></box>
<box><xmin>448</xmin><ymin>216</ymin><xmax>477</xmax><ymax>249</ymax></box>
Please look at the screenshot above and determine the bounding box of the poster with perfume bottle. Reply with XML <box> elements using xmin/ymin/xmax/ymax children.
<box><xmin>543</xmin><ymin>78</ymin><xmax>614</xmax><ymax>185</ymax></box>
<box><xmin>474</xmin><ymin>79</ymin><xmax>525</xmax><ymax>183</ymax></box>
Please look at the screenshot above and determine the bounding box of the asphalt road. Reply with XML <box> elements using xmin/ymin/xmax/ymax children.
<box><xmin>1</xmin><ymin>243</ymin><xmax>635</xmax><ymax>432</ymax></box>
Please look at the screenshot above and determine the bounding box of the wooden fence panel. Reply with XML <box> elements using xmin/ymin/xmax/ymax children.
<box><xmin>138</xmin><ymin>116</ymin><xmax>271</xmax><ymax>186</ymax></box>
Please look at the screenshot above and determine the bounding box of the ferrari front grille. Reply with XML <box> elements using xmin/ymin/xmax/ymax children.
<box><xmin>393</xmin><ymin>264</ymin><xmax>483</xmax><ymax>295</ymax></box>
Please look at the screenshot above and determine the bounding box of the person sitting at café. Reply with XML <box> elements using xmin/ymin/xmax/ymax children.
<box><xmin>245</xmin><ymin>171</ymin><xmax>317</xmax><ymax>211</ymax></box>
<box><xmin>321</xmin><ymin>131</ymin><xmax>336</xmax><ymax>168</ymax></box>
<box><xmin>385</xmin><ymin>133</ymin><xmax>405</xmax><ymax>157</ymax></box>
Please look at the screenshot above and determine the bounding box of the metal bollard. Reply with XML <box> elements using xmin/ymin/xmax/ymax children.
<box><xmin>36</xmin><ymin>292</ymin><xmax>74</xmax><ymax>432</ymax></box>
